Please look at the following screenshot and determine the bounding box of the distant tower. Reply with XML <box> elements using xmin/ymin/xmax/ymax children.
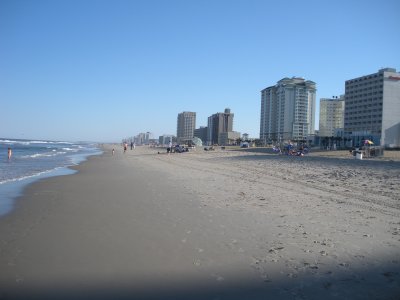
<box><xmin>344</xmin><ymin>68</ymin><xmax>400</xmax><ymax>147</ymax></box>
<box><xmin>260</xmin><ymin>77</ymin><xmax>316</xmax><ymax>143</ymax></box>
<box><xmin>207</xmin><ymin>108</ymin><xmax>234</xmax><ymax>145</ymax></box>
<box><xmin>194</xmin><ymin>126</ymin><xmax>208</xmax><ymax>144</ymax></box>
<box><xmin>319</xmin><ymin>96</ymin><xmax>345</xmax><ymax>137</ymax></box>
<box><xmin>176</xmin><ymin>111</ymin><xmax>196</xmax><ymax>144</ymax></box>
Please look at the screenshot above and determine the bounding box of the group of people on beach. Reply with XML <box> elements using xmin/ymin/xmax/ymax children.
<box><xmin>124</xmin><ymin>142</ymin><xmax>136</xmax><ymax>153</ymax></box>
<box><xmin>272</xmin><ymin>143</ymin><xmax>309</xmax><ymax>156</ymax></box>
<box><xmin>112</xmin><ymin>142</ymin><xmax>136</xmax><ymax>156</ymax></box>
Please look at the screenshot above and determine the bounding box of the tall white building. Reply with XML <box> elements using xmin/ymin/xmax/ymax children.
<box><xmin>344</xmin><ymin>68</ymin><xmax>400</xmax><ymax>147</ymax></box>
<box><xmin>260</xmin><ymin>77</ymin><xmax>316</xmax><ymax>143</ymax></box>
<box><xmin>319</xmin><ymin>96</ymin><xmax>345</xmax><ymax>137</ymax></box>
<box><xmin>176</xmin><ymin>111</ymin><xmax>196</xmax><ymax>144</ymax></box>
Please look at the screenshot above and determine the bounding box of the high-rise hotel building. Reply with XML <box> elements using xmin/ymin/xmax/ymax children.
<box><xmin>207</xmin><ymin>108</ymin><xmax>234</xmax><ymax>145</ymax></box>
<box><xmin>344</xmin><ymin>68</ymin><xmax>400</xmax><ymax>147</ymax></box>
<box><xmin>176</xmin><ymin>111</ymin><xmax>196</xmax><ymax>144</ymax></box>
<box><xmin>260</xmin><ymin>77</ymin><xmax>316</xmax><ymax>143</ymax></box>
<box><xmin>319</xmin><ymin>96</ymin><xmax>345</xmax><ymax>137</ymax></box>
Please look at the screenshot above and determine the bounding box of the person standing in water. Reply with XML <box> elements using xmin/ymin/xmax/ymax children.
<box><xmin>7</xmin><ymin>148</ymin><xmax>12</xmax><ymax>160</ymax></box>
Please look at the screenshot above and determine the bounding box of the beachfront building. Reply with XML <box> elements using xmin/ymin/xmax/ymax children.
<box><xmin>260</xmin><ymin>77</ymin><xmax>316</xmax><ymax>144</ymax></box>
<box><xmin>207</xmin><ymin>108</ymin><xmax>234</xmax><ymax>145</ymax></box>
<box><xmin>176</xmin><ymin>111</ymin><xmax>196</xmax><ymax>144</ymax></box>
<box><xmin>219</xmin><ymin>131</ymin><xmax>241</xmax><ymax>146</ymax></box>
<box><xmin>158</xmin><ymin>134</ymin><xmax>175</xmax><ymax>146</ymax></box>
<box><xmin>194</xmin><ymin>126</ymin><xmax>208</xmax><ymax>144</ymax></box>
<box><xmin>319</xmin><ymin>96</ymin><xmax>345</xmax><ymax>137</ymax></box>
<box><xmin>145</xmin><ymin>132</ymin><xmax>151</xmax><ymax>144</ymax></box>
<box><xmin>344</xmin><ymin>68</ymin><xmax>400</xmax><ymax>148</ymax></box>
<box><xmin>134</xmin><ymin>132</ymin><xmax>152</xmax><ymax>145</ymax></box>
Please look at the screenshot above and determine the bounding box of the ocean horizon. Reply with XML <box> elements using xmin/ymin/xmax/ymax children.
<box><xmin>0</xmin><ymin>138</ymin><xmax>102</xmax><ymax>216</ymax></box>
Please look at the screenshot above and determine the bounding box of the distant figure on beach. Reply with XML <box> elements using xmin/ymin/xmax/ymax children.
<box><xmin>130</xmin><ymin>142</ymin><xmax>133</xmax><ymax>150</ymax></box>
<box><xmin>112</xmin><ymin>148</ymin><xmax>115</xmax><ymax>156</ymax></box>
<box><xmin>168</xmin><ymin>141</ymin><xmax>172</xmax><ymax>154</ymax></box>
<box><xmin>123</xmin><ymin>143</ymin><xmax>127</xmax><ymax>153</ymax></box>
<box><xmin>7</xmin><ymin>148</ymin><xmax>12</xmax><ymax>160</ymax></box>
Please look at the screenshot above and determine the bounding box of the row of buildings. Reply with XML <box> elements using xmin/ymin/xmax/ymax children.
<box><xmin>145</xmin><ymin>108</ymin><xmax>238</xmax><ymax>147</ymax></box>
<box><xmin>259</xmin><ymin>67</ymin><xmax>400</xmax><ymax>148</ymax></box>
<box><xmin>174</xmin><ymin>108</ymin><xmax>241</xmax><ymax>146</ymax></box>
<box><xmin>130</xmin><ymin>67</ymin><xmax>400</xmax><ymax>148</ymax></box>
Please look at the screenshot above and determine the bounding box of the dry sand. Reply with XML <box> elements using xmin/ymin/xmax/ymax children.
<box><xmin>0</xmin><ymin>145</ymin><xmax>399</xmax><ymax>299</ymax></box>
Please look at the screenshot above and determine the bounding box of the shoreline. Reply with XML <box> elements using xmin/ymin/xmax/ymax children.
<box><xmin>0</xmin><ymin>145</ymin><xmax>399</xmax><ymax>299</ymax></box>
<box><xmin>0</xmin><ymin>148</ymin><xmax>102</xmax><ymax>217</ymax></box>
<box><xmin>0</xmin><ymin>167</ymin><xmax>77</xmax><ymax>217</ymax></box>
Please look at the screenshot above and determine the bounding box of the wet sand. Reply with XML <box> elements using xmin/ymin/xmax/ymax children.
<box><xmin>0</xmin><ymin>145</ymin><xmax>399</xmax><ymax>299</ymax></box>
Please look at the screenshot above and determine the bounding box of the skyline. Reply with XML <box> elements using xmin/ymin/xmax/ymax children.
<box><xmin>1</xmin><ymin>0</ymin><xmax>399</xmax><ymax>142</ymax></box>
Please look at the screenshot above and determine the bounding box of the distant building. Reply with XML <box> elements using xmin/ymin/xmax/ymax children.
<box><xmin>219</xmin><ymin>131</ymin><xmax>241</xmax><ymax>146</ymax></box>
<box><xmin>344</xmin><ymin>68</ymin><xmax>400</xmax><ymax>148</ymax></box>
<box><xmin>207</xmin><ymin>108</ymin><xmax>234</xmax><ymax>145</ymax></box>
<box><xmin>242</xmin><ymin>133</ymin><xmax>249</xmax><ymax>141</ymax></box>
<box><xmin>260</xmin><ymin>77</ymin><xmax>316</xmax><ymax>143</ymax></box>
<box><xmin>148</xmin><ymin>138</ymin><xmax>158</xmax><ymax>145</ymax></box>
<box><xmin>134</xmin><ymin>132</ymin><xmax>151</xmax><ymax>146</ymax></box>
<box><xmin>194</xmin><ymin>126</ymin><xmax>208</xmax><ymax>144</ymax></box>
<box><xmin>177</xmin><ymin>111</ymin><xmax>196</xmax><ymax>144</ymax></box>
<box><xmin>319</xmin><ymin>96</ymin><xmax>345</xmax><ymax>137</ymax></box>
<box><xmin>159</xmin><ymin>135</ymin><xmax>175</xmax><ymax>146</ymax></box>
<box><xmin>144</xmin><ymin>132</ymin><xmax>151</xmax><ymax>144</ymax></box>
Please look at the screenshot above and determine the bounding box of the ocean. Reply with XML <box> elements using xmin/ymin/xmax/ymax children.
<box><xmin>0</xmin><ymin>138</ymin><xmax>102</xmax><ymax>216</ymax></box>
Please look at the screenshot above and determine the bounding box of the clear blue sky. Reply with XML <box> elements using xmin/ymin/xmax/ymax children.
<box><xmin>1</xmin><ymin>0</ymin><xmax>399</xmax><ymax>142</ymax></box>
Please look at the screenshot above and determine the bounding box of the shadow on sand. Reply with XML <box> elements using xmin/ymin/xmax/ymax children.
<box><xmin>2</xmin><ymin>262</ymin><xmax>399</xmax><ymax>300</ymax></box>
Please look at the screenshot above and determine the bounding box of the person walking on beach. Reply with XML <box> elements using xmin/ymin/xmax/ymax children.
<box><xmin>130</xmin><ymin>142</ymin><xmax>133</xmax><ymax>150</ymax></box>
<box><xmin>7</xmin><ymin>148</ymin><xmax>12</xmax><ymax>160</ymax></box>
<box><xmin>168</xmin><ymin>141</ymin><xmax>172</xmax><ymax>154</ymax></box>
<box><xmin>123</xmin><ymin>143</ymin><xmax>127</xmax><ymax>153</ymax></box>
<box><xmin>112</xmin><ymin>148</ymin><xmax>115</xmax><ymax>156</ymax></box>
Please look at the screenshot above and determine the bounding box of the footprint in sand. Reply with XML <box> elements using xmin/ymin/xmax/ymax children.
<box><xmin>260</xmin><ymin>273</ymin><xmax>272</xmax><ymax>283</ymax></box>
<box><xmin>382</xmin><ymin>271</ymin><xmax>399</xmax><ymax>282</ymax></box>
<box><xmin>193</xmin><ymin>259</ymin><xmax>201</xmax><ymax>266</ymax></box>
<box><xmin>15</xmin><ymin>276</ymin><xmax>24</xmax><ymax>283</ymax></box>
<box><xmin>268</xmin><ymin>246</ymin><xmax>284</xmax><ymax>254</ymax></box>
<box><xmin>211</xmin><ymin>274</ymin><xmax>225</xmax><ymax>282</ymax></box>
<box><xmin>323</xmin><ymin>282</ymin><xmax>332</xmax><ymax>289</ymax></box>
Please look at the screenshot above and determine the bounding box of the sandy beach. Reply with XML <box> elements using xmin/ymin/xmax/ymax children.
<box><xmin>0</xmin><ymin>145</ymin><xmax>399</xmax><ymax>299</ymax></box>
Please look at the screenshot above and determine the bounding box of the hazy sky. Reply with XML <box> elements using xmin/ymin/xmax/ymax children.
<box><xmin>1</xmin><ymin>0</ymin><xmax>399</xmax><ymax>142</ymax></box>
